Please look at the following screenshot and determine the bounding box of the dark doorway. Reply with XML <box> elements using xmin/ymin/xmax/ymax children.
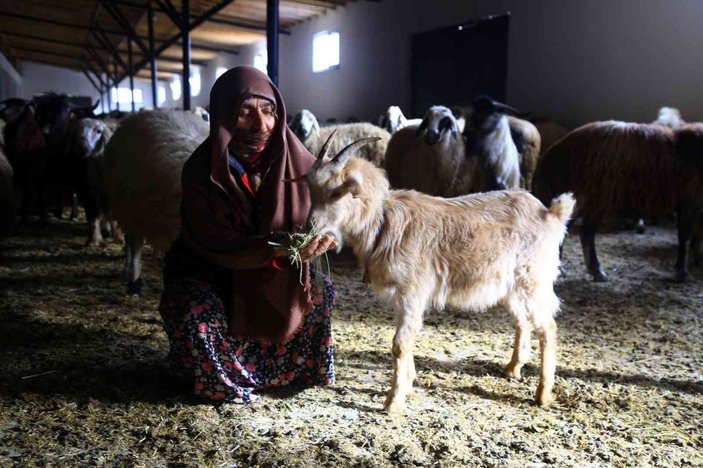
<box><xmin>411</xmin><ymin>13</ymin><xmax>510</xmax><ymax>118</ymax></box>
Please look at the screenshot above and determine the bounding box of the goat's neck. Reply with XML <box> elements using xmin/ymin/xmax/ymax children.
<box><xmin>344</xmin><ymin>197</ymin><xmax>387</xmax><ymax>263</ymax></box>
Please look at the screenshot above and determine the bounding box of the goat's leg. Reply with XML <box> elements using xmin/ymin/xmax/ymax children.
<box><xmin>384</xmin><ymin>300</ymin><xmax>424</xmax><ymax>415</ymax></box>
<box><xmin>125</xmin><ymin>234</ymin><xmax>144</xmax><ymax>296</ymax></box>
<box><xmin>110</xmin><ymin>220</ymin><xmax>124</xmax><ymax>243</ymax></box>
<box><xmin>535</xmin><ymin>317</ymin><xmax>558</xmax><ymax>407</ymax></box>
<box><xmin>86</xmin><ymin>214</ymin><xmax>104</xmax><ymax>247</ymax></box>
<box><xmin>504</xmin><ymin>317</ymin><xmax>533</xmax><ymax>381</ymax></box>
<box><xmin>579</xmin><ymin>221</ymin><xmax>606</xmax><ymax>281</ymax></box>
<box><xmin>70</xmin><ymin>192</ymin><xmax>79</xmax><ymax>220</ymax></box>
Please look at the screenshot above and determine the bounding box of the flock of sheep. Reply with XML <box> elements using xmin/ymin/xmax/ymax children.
<box><xmin>1</xmin><ymin>91</ymin><xmax>702</xmax><ymax>412</ymax></box>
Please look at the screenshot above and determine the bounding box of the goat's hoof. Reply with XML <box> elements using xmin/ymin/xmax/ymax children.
<box><xmin>383</xmin><ymin>399</ymin><xmax>406</xmax><ymax>415</ymax></box>
<box><xmin>535</xmin><ymin>386</ymin><xmax>553</xmax><ymax>408</ymax></box>
<box><xmin>127</xmin><ymin>278</ymin><xmax>144</xmax><ymax>297</ymax></box>
<box><xmin>504</xmin><ymin>365</ymin><xmax>522</xmax><ymax>380</ymax></box>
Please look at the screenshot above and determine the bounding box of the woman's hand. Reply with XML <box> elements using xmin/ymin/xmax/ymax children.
<box><xmin>298</xmin><ymin>235</ymin><xmax>338</xmax><ymax>262</ymax></box>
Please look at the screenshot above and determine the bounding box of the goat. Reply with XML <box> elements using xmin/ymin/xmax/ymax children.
<box><xmin>104</xmin><ymin>110</ymin><xmax>209</xmax><ymax>295</ymax></box>
<box><xmin>532</xmin><ymin>121</ymin><xmax>703</xmax><ymax>282</ymax></box>
<box><xmin>304</xmin><ymin>133</ymin><xmax>574</xmax><ymax>414</ymax></box>
<box><xmin>289</xmin><ymin>109</ymin><xmax>390</xmax><ymax>167</ymax></box>
<box><xmin>385</xmin><ymin>106</ymin><xmax>465</xmax><ymax>197</ymax></box>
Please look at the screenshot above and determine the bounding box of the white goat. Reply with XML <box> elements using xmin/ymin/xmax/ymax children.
<box><xmin>457</xmin><ymin>96</ymin><xmax>521</xmax><ymax>194</ymax></box>
<box><xmin>104</xmin><ymin>110</ymin><xmax>209</xmax><ymax>295</ymax></box>
<box><xmin>289</xmin><ymin>109</ymin><xmax>390</xmax><ymax>167</ymax></box>
<box><xmin>385</xmin><ymin>106</ymin><xmax>465</xmax><ymax>197</ymax></box>
<box><xmin>305</xmin><ymin>134</ymin><xmax>574</xmax><ymax>414</ymax></box>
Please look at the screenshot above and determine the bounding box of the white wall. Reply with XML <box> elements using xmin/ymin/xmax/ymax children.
<box><xmin>20</xmin><ymin>62</ymin><xmax>100</xmax><ymax>103</ymax></box>
<box><xmin>0</xmin><ymin>52</ymin><xmax>22</xmax><ymax>100</ymax></box>
<box><xmin>278</xmin><ymin>0</ymin><xmax>703</xmax><ymax>128</ymax></box>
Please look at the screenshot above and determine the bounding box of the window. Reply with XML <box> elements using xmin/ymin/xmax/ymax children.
<box><xmin>312</xmin><ymin>30</ymin><xmax>340</xmax><ymax>73</ymax></box>
<box><xmin>216</xmin><ymin>66</ymin><xmax>228</xmax><ymax>79</ymax></box>
<box><xmin>253</xmin><ymin>50</ymin><xmax>267</xmax><ymax>74</ymax></box>
<box><xmin>111</xmin><ymin>87</ymin><xmax>143</xmax><ymax>104</ymax></box>
<box><xmin>170</xmin><ymin>78</ymin><xmax>181</xmax><ymax>101</ymax></box>
<box><xmin>158</xmin><ymin>85</ymin><xmax>166</xmax><ymax>105</ymax></box>
<box><xmin>189</xmin><ymin>67</ymin><xmax>201</xmax><ymax>97</ymax></box>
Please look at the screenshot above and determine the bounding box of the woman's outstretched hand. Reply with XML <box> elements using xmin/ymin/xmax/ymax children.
<box><xmin>298</xmin><ymin>235</ymin><xmax>338</xmax><ymax>262</ymax></box>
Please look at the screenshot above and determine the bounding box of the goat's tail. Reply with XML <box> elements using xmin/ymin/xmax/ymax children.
<box><xmin>547</xmin><ymin>192</ymin><xmax>576</xmax><ymax>226</ymax></box>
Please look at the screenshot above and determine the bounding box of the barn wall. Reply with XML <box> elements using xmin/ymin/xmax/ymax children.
<box><xmin>278</xmin><ymin>0</ymin><xmax>703</xmax><ymax>128</ymax></box>
<box><xmin>0</xmin><ymin>53</ymin><xmax>22</xmax><ymax>100</ymax></box>
<box><xmin>20</xmin><ymin>62</ymin><xmax>100</xmax><ymax>103</ymax></box>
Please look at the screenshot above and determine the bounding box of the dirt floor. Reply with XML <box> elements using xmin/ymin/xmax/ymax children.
<box><xmin>0</xmin><ymin>216</ymin><xmax>701</xmax><ymax>467</ymax></box>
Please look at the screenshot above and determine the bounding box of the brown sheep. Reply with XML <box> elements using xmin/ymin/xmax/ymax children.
<box><xmin>532</xmin><ymin>121</ymin><xmax>703</xmax><ymax>282</ymax></box>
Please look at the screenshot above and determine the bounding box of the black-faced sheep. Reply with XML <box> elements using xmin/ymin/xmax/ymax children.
<box><xmin>532</xmin><ymin>121</ymin><xmax>703</xmax><ymax>282</ymax></box>
<box><xmin>304</xmin><ymin>134</ymin><xmax>574</xmax><ymax>413</ymax></box>
<box><xmin>289</xmin><ymin>109</ymin><xmax>390</xmax><ymax>167</ymax></box>
<box><xmin>104</xmin><ymin>110</ymin><xmax>209</xmax><ymax>295</ymax></box>
<box><xmin>384</xmin><ymin>105</ymin><xmax>465</xmax><ymax>197</ymax></box>
<box><xmin>377</xmin><ymin>106</ymin><xmax>422</xmax><ymax>135</ymax></box>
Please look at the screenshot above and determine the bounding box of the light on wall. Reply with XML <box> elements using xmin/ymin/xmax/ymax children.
<box><xmin>111</xmin><ymin>87</ymin><xmax>143</xmax><ymax>104</ymax></box>
<box><xmin>170</xmin><ymin>78</ymin><xmax>182</xmax><ymax>101</ymax></box>
<box><xmin>253</xmin><ymin>51</ymin><xmax>268</xmax><ymax>73</ymax></box>
<box><xmin>189</xmin><ymin>67</ymin><xmax>201</xmax><ymax>97</ymax></box>
<box><xmin>216</xmin><ymin>66</ymin><xmax>228</xmax><ymax>79</ymax></box>
<box><xmin>312</xmin><ymin>30</ymin><xmax>340</xmax><ymax>73</ymax></box>
<box><xmin>158</xmin><ymin>85</ymin><xmax>166</xmax><ymax>105</ymax></box>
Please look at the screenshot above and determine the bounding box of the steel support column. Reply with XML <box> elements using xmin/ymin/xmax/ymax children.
<box><xmin>181</xmin><ymin>0</ymin><xmax>191</xmax><ymax>110</ymax></box>
<box><xmin>266</xmin><ymin>0</ymin><xmax>279</xmax><ymax>86</ymax></box>
<box><xmin>128</xmin><ymin>39</ymin><xmax>135</xmax><ymax>112</ymax></box>
<box><xmin>148</xmin><ymin>4</ymin><xmax>159</xmax><ymax>108</ymax></box>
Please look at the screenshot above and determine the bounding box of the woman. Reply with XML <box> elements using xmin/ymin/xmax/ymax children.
<box><xmin>159</xmin><ymin>66</ymin><xmax>338</xmax><ymax>403</ymax></box>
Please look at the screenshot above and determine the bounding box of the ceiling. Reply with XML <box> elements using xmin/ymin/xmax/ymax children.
<box><xmin>0</xmin><ymin>0</ymin><xmax>354</xmax><ymax>86</ymax></box>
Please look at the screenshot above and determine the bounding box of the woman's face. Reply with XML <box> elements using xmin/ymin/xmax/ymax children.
<box><xmin>237</xmin><ymin>97</ymin><xmax>277</xmax><ymax>132</ymax></box>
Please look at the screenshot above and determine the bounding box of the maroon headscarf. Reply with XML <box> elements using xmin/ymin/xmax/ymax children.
<box><xmin>180</xmin><ymin>66</ymin><xmax>317</xmax><ymax>341</ymax></box>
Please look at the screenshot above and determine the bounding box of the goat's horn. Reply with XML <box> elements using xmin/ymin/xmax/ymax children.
<box><xmin>331</xmin><ymin>137</ymin><xmax>381</xmax><ymax>166</ymax></box>
<box><xmin>492</xmin><ymin>100</ymin><xmax>527</xmax><ymax>117</ymax></box>
<box><xmin>317</xmin><ymin>129</ymin><xmax>338</xmax><ymax>161</ymax></box>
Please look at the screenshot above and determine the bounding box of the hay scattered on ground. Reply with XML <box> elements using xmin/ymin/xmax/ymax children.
<box><xmin>0</xmin><ymin>217</ymin><xmax>701</xmax><ymax>466</ymax></box>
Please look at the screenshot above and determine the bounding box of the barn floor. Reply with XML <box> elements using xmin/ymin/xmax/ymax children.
<box><xmin>0</xmin><ymin>216</ymin><xmax>701</xmax><ymax>467</ymax></box>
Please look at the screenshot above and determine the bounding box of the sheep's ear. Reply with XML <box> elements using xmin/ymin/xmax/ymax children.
<box><xmin>331</xmin><ymin>137</ymin><xmax>381</xmax><ymax>169</ymax></box>
<box><xmin>344</xmin><ymin>170</ymin><xmax>364</xmax><ymax>198</ymax></box>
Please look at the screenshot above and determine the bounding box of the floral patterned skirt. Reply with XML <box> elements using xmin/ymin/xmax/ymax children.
<box><xmin>159</xmin><ymin>270</ymin><xmax>336</xmax><ymax>403</ymax></box>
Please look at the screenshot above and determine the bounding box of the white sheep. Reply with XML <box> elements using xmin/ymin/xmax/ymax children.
<box><xmin>104</xmin><ymin>110</ymin><xmax>209</xmax><ymax>295</ymax></box>
<box><xmin>304</xmin><ymin>135</ymin><xmax>574</xmax><ymax>414</ymax></box>
<box><xmin>385</xmin><ymin>105</ymin><xmax>465</xmax><ymax>197</ymax></box>
<box><xmin>654</xmin><ymin>106</ymin><xmax>685</xmax><ymax>129</ymax></box>
<box><xmin>378</xmin><ymin>106</ymin><xmax>422</xmax><ymax>134</ymax></box>
<box><xmin>289</xmin><ymin>109</ymin><xmax>390</xmax><ymax>167</ymax></box>
<box><xmin>63</xmin><ymin>118</ymin><xmax>116</xmax><ymax>246</ymax></box>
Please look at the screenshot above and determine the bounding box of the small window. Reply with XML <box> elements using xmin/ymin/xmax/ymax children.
<box><xmin>111</xmin><ymin>87</ymin><xmax>143</xmax><ymax>104</ymax></box>
<box><xmin>158</xmin><ymin>85</ymin><xmax>166</xmax><ymax>105</ymax></box>
<box><xmin>312</xmin><ymin>30</ymin><xmax>340</xmax><ymax>73</ymax></box>
<box><xmin>189</xmin><ymin>68</ymin><xmax>201</xmax><ymax>97</ymax></box>
<box><xmin>215</xmin><ymin>66</ymin><xmax>228</xmax><ymax>79</ymax></box>
<box><xmin>253</xmin><ymin>51</ymin><xmax>268</xmax><ymax>74</ymax></box>
<box><xmin>170</xmin><ymin>78</ymin><xmax>182</xmax><ymax>101</ymax></box>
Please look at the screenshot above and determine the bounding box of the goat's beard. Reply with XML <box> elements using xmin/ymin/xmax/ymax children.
<box><xmin>228</xmin><ymin>129</ymin><xmax>273</xmax><ymax>157</ymax></box>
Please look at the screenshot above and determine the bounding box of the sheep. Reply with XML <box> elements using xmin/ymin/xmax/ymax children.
<box><xmin>530</xmin><ymin>117</ymin><xmax>570</xmax><ymax>155</ymax></box>
<box><xmin>384</xmin><ymin>105</ymin><xmax>465</xmax><ymax>197</ymax></box>
<box><xmin>289</xmin><ymin>109</ymin><xmax>390</xmax><ymax>167</ymax></box>
<box><xmin>508</xmin><ymin>116</ymin><xmax>541</xmax><ymax>190</ymax></box>
<box><xmin>303</xmin><ymin>133</ymin><xmax>574</xmax><ymax>414</ymax></box>
<box><xmin>654</xmin><ymin>106</ymin><xmax>685</xmax><ymax>129</ymax></box>
<box><xmin>0</xmin><ymin>150</ymin><xmax>18</xmax><ymax>235</ymax></box>
<box><xmin>532</xmin><ymin>121</ymin><xmax>703</xmax><ymax>282</ymax></box>
<box><xmin>377</xmin><ymin>106</ymin><xmax>422</xmax><ymax>134</ymax></box>
<box><xmin>64</xmin><ymin>118</ymin><xmax>116</xmax><ymax>246</ymax></box>
<box><xmin>104</xmin><ymin>110</ymin><xmax>209</xmax><ymax>295</ymax></box>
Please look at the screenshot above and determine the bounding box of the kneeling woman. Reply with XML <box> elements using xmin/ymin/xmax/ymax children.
<box><xmin>159</xmin><ymin>66</ymin><xmax>338</xmax><ymax>403</ymax></box>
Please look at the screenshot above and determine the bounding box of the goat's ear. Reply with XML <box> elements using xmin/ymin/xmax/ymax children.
<box><xmin>344</xmin><ymin>170</ymin><xmax>364</xmax><ymax>198</ymax></box>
